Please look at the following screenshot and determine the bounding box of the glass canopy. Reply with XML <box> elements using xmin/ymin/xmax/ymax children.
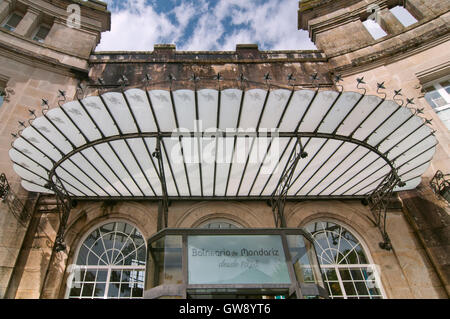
<box><xmin>9</xmin><ymin>87</ymin><xmax>436</xmax><ymax>200</ymax></box>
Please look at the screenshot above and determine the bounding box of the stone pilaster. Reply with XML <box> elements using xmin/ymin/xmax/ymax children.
<box><xmin>14</xmin><ymin>7</ymin><xmax>41</xmax><ymax>38</ymax></box>
<box><xmin>378</xmin><ymin>7</ymin><xmax>405</xmax><ymax>35</ymax></box>
<box><xmin>0</xmin><ymin>0</ymin><xmax>14</xmax><ymax>25</ymax></box>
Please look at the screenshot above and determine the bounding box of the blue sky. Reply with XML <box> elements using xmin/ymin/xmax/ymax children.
<box><xmin>95</xmin><ymin>0</ymin><xmax>316</xmax><ymax>51</ymax></box>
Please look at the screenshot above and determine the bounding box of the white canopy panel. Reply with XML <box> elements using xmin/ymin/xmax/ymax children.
<box><xmin>9</xmin><ymin>88</ymin><xmax>436</xmax><ymax>200</ymax></box>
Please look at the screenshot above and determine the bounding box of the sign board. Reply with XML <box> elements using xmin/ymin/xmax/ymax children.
<box><xmin>188</xmin><ymin>235</ymin><xmax>291</xmax><ymax>284</ymax></box>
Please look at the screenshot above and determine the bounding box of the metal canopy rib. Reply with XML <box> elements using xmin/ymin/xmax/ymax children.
<box><xmin>10</xmin><ymin>87</ymin><xmax>435</xmax><ymax>199</ymax></box>
<box><xmin>8</xmin><ymin>86</ymin><xmax>436</xmax><ymax>251</ymax></box>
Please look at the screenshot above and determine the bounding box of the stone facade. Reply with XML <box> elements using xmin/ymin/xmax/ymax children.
<box><xmin>298</xmin><ymin>0</ymin><xmax>450</xmax><ymax>297</ymax></box>
<box><xmin>0</xmin><ymin>0</ymin><xmax>109</xmax><ymax>298</ymax></box>
<box><xmin>0</xmin><ymin>0</ymin><xmax>448</xmax><ymax>299</ymax></box>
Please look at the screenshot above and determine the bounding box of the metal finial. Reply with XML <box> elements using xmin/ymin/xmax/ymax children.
<box><xmin>393</xmin><ymin>89</ymin><xmax>404</xmax><ymax>106</ymax></box>
<box><xmin>406</xmin><ymin>98</ymin><xmax>414</xmax><ymax>107</ymax></box>
<box><xmin>376</xmin><ymin>82</ymin><xmax>386</xmax><ymax>99</ymax></box>
<box><xmin>57</xmin><ymin>90</ymin><xmax>67</xmax><ymax>108</ymax></box>
<box><xmin>311</xmin><ymin>72</ymin><xmax>319</xmax><ymax>81</ymax></box>
<box><xmin>76</xmin><ymin>82</ymin><xmax>85</xmax><ymax>100</ymax></box>
<box><xmin>264</xmin><ymin>72</ymin><xmax>272</xmax><ymax>89</ymax></box>
<box><xmin>18</xmin><ymin>121</ymin><xmax>26</xmax><ymax>128</ymax></box>
<box><xmin>58</xmin><ymin>90</ymin><xmax>66</xmax><ymax>98</ymax></box>
<box><xmin>118</xmin><ymin>75</ymin><xmax>129</xmax><ymax>88</ymax></box>
<box><xmin>213</xmin><ymin>73</ymin><xmax>223</xmax><ymax>81</ymax></box>
<box><xmin>287</xmin><ymin>73</ymin><xmax>296</xmax><ymax>86</ymax></box>
<box><xmin>143</xmin><ymin>74</ymin><xmax>152</xmax><ymax>82</ymax></box>
<box><xmin>356</xmin><ymin>77</ymin><xmax>366</xmax><ymax>94</ymax></box>
<box><xmin>238</xmin><ymin>73</ymin><xmax>247</xmax><ymax>82</ymax></box>
<box><xmin>97</xmin><ymin>78</ymin><xmax>105</xmax><ymax>86</ymax></box>
<box><xmin>238</xmin><ymin>73</ymin><xmax>247</xmax><ymax>89</ymax></box>
<box><xmin>333</xmin><ymin>74</ymin><xmax>343</xmax><ymax>92</ymax></box>
<box><xmin>190</xmin><ymin>73</ymin><xmax>200</xmax><ymax>82</ymax></box>
<box><xmin>142</xmin><ymin>74</ymin><xmax>152</xmax><ymax>90</ymax></box>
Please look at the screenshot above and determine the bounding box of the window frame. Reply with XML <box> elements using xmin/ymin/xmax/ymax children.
<box><xmin>389</xmin><ymin>5</ymin><xmax>419</xmax><ymax>28</ymax></box>
<box><xmin>31</xmin><ymin>23</ymin><xmax>51</xmax><ymax>43</ymax></box>
<box><xmin>362</xmin><ymin>18</ymin><xmax>388</xmax><ymax>40</ymax></box>
<box><xmin>0</xmin><ymin>86</ymin><xmax>5</xmax><ymax>108</ymax></box>
<box><xmin>423</xmin><ymin>75</ymin><xmax>450</xmax><ymax>113</ymax></box>
<box><xmin>197</xmin><ymin>218</ymin><xmax>243</xmax><ymax>229</ymax></box>
<box><xmin>305</xmin><ymin>220</ymin><xmax>387</xmax><ymax>299</ymax></box>
<box><xmin>65</xmin><ymin>220</ymin><xmax>147</xmax><ymax>299</ymax></box>
<box><xmin>2</xmin><ymin>11</ymin><xmax>23</xmax><ymax>32</ymax></box>
<box><xmin>0</xmin><ymin>77</ymin><xmax>8</xmax><ymax>108</ymax></box>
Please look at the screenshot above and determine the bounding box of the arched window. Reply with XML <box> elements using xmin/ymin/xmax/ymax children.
<box><xmin>305</xmin><ymin>221</ymin><xmax>384</xmax><ymax>299</ymax></box>
<box><xmin>67</xmin><ymin>221</ymin><xmax>146</xmax><ymax>299</ymax></box>
<box><xmin>197</xmin><ymin>218</ymin><xmax>242</xmax><ymax>229</ymax></box>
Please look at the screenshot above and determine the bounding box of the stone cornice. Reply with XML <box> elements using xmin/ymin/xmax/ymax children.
<box><xmin>298</xmin><ymin>0</ymin><xmax>367</xmax><ymax>30</ymax></box>
<box><xmin>18</xmin><ymin>0</ymin><xmax>110</xmax><ymax>33</ymax></box>
<box><xmin>90</xmin><ymin>49</ymin><xmax>328</xmax><ymax>64</ymax></box>
<box><xmin>307</xmin><ymin>1</ymin><xmax>391</xmax><ymax>41</ymax></box>
<box><xmin>331</xmin><ymin>24</ymin><xmax>450</xmax><ymax>75</ymax></box>
<box><xmin>0</xmin><ymin>38</ymin><xmax>88</xmax><ymax>77</ymax></box>
<box><xmin>0</xmin><ymin>27</ymin><xmax>91</xmax><ymax>60</ymax></box>
<box><xmin>325</xmin><ymin>11</ymin><xmax>450</xmax><ymax>59</ymax></box>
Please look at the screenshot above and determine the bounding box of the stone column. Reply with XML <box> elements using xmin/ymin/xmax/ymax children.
<box><xmin>378</xmin><ymin>8</ymin><xmax>405</xmax><ymax>35</ymax></box>
<box><xmin>14</xmin><ymin>7</ymin><xmax>41</xmax><ymax>37</ymax></box>
<box><xmin>407</xmin><ymin>0</ymin><xmax>433</xmax><ymax>19</ymax></box>
<box><xmin>0</xmin><ymin>0</ymin><xmax>14</xmax><ymax>24</ymax></box>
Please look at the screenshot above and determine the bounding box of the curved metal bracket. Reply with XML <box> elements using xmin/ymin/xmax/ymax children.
<box><xmin>363</xmin><ymin>170</ymin><xmax>405</xmax><ymax>250</ymax></box>
<box><xmin>271</xmin><ymin>137</ymin><xmax>308</xmax><ymax>228</ymax></box>
<box><xmin>46</xmin><ymin>174</ymin><xmax>72</xmax><ymax>252</ymax></box>
<box><xmin>0</xmin><ymin>173</ymin><xmax>31</xmax><ymax>227</ymax></box>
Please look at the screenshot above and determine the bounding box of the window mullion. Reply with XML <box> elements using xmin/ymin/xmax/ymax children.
<box><xmin>435</xmin><ymin>85</ymin><xmax>450</xmax><ymax>104</ymax></box>
<box><xmin>104</xmin><ymin>268</ymin><xmax>111</xmax><ymax>299</ymax></box>
<box><xmin>335</xmin><ymin>266</ymin><xmax>347</xmax><ymax>299</ymax></box>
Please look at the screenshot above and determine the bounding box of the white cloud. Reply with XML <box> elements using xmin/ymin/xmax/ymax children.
<box><xmin>95</xmin><ymin>0</ymin><xmax>316</xmax><ymax>52</ymax></box>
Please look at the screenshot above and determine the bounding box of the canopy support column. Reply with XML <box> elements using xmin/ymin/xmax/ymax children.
<box><xmin>48</xmin><ymin>174</ymin><xmax>72</xmax><ymax>252</ymax></box>
<box><xmin>364</xmin><ymin>170</ymin><xmax>405</xmax><ymax>251</ymax></box>
<box><xmin>153</xmin><ymin>136</ymin><xmax>169</xmax><ymax>230</ymax></box>
<box><xmin>270</xmin><ymin>138</ymin><xmax>308</xmax><ymax>228</ymax></box>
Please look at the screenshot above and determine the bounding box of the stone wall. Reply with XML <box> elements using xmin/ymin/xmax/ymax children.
<box><xmin>33</xmin><ymin>198</ymin><xmax>447</xmax><ymax>299</ymax></box>
<box><xmin>0</xmin><ymin>52</ymin><xmax>79</xmax><ymax>297</ymax></box>
<box><xmin>87</xmin><ymin>44</ymin><xmax>331</xmax><ymax>93</ymax></box>
<box><xmin>298</xmin><ymin>0</ymin><xmax>450</xmax><ymax>297</ymax></box>
<box><xmin>0</xmin><ymin>0</ymin><xmax>109</xmax><ymax>298</ymax></box>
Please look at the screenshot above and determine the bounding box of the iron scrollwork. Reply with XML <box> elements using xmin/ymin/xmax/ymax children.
<box><xmin>364</xmin><ymin>170</ymin><xmax>405</xmax><ymax>251</ymax></box>
<box><xmin>0</xmin><ymin>173</ymin><xmax>31</xmax><ymax>226</ymax></box>
<box><xmin>271</xmin><ymin>138</ymin><xmax>308</xmax><ymax>228</ymax></box>
<box><xmin>46</xmin><ymin>175</ymin><xmax>72</xmax><ymax>252</ymax></box>
<box><xmin>430</xmin><ymin>170</ymin><xmax>450</xmax><ymax>202</ymax></box>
